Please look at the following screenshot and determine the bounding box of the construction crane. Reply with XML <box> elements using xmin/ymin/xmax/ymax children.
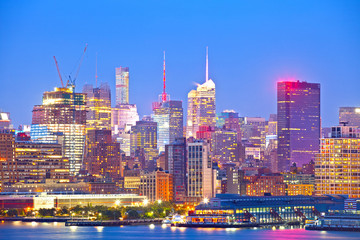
<box><xmin>53</xmin><ymin>56</ymin><xmax>64</xmax><ymax>88</ymax></box>
<box><xmin>66</xmin><ymin>43</ymin><xmax>88</xmax><ymax>88</ymax></box>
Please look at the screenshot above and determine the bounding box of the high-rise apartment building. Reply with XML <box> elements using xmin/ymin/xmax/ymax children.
<box><xmin>153</xmin><ymin>100</ymin><xmax>183</xmax><ymax>152</ymax></box>
<box><xmin>187</xmin><ymin>140</ymin><xmax>214</xmax><ymax>199</ymax></box>
<box><xmin>339</xmin><ymin>107</ymin><xmax>360</xmax><ymax>127</ymax></box>
<box><xmin>165</xmin><ymin>138</ymin><xmax>187</xmax><ymax>203</ymax></box>
<box><xmin>277</xmin><ymin>81</ymin><xmax>320</xmax><ymax>171</ymax></box>
<box><xmin>83</xmin><ymin>83</ymin><xmax>111</xmax><ymax>131</ymax></box>
<box><xmin>115</xmin><ymin>67</ymin><xmax>129</xmax><ymax>105</ymax></box>
<box><xmin>315</xmin><ymin>125</ymin><xmax>360</xmax><ymax>198</ymax></box>
<box><xmin>31</xmin><ymin>87</ymin><xmax>87</xmax><ymax>175</ymax></box>
<box><xmin>186</xmin><ymin>48</ymin><xmax>216</xmax><ymax>138</ymax></box>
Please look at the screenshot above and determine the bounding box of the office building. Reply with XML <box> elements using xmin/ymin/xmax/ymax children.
<box><xmin>187</xmin><ymin>140</ymin><xmax>214</xmax><ymax>199</ymax></box>
<box><xmin>277</xmin><ymin>81</ymin><xmax>320</xmax><ymax>171</ymax></box>
<box><xmin>186</xmin><ymin>48</ymin><xmax>216</xmax><ymax>138</ymax></box>
<box><xmin>153</xmin><ymin>100</ymin><xmax>183</xmax><ymax>152</ymax></box>
<box><xmin>315</xmin><ymin>125</ymin><xmax>360</xmax><ymax>198</ymax></box>
<box><xmin>31</xmin><ymin>87</ymin><xmax>87</xmax><ymax>175</ymax></box>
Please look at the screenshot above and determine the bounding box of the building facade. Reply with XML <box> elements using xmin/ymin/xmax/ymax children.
<box><xmin>277</xmin><ymin>81</ymin><xmax>320</xmax><ymax>171</ymax></box>
<box><xmin>153</xmin><ymin>100</ymin><xmax>183</xmax><ymax>152</ymax></box>
<box><xmin>315</xmin><ymin>125</ymin><xmax>360</xmax><ymax>198</ymax></box>
<box><xmin>339</xmin><ymin>107</ymin><xmax>360</xmax><ymax>127</ymax></box>
<box><xmin>187</xmin><ymin>140</ymin><xmax>214</xmax><ymax>199</ymax></box>
<box><xmin>115</xmin><ymin>67</ymin><xmax>129</xmax><ymax>105</ymax></box>
<box><xmin>84</xmin><ymin>129</ymin><xmax>121</xmax><ymax>181</ymax></box>
<box><xmin>83</xmin><ymin>83</ymin><xmax>111</xmax><ymax>131</ymax></box>
<box><xmin>165</xmin><ymin>138</ymin><xmax>187</xmax><ymax>203</ymax></box>
<box><xmin>186</xmin><ymin>80</ymin><xmax>216</xmax><ymax>138</ymax></box>
<box><xmin>31</xmin><ymin>87</ymin><xmax>87</xmax><ymax>175</ymax></box>
<box><xmin>130</xmin><ymin>121</ymin><xmax>158</xmax><ymax>160</ymax></box>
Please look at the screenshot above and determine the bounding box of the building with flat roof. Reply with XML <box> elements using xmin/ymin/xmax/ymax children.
<box><xmin>186</xmin><ymin>194</ymin><xmax>346</xmax><ymax>224</ymax></box>
<box><xmin>277</xmin><ymin>81</ymin><xmax>320</xmax><ymax>171</ymax></box>
<box><xmin>315</xmin><ymin>125</ymin><xmax>360</xmax><ymax>198</ymax></box>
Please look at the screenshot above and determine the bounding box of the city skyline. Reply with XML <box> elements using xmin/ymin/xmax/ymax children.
<box><xmin>1</xmin><ymin>1</ymin><xmax>360</xmax><ymax>127</ymax></box>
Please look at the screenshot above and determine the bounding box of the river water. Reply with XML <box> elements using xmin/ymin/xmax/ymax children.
<box><xmin>0</xmin><ymin>222</ymin><xmax>358</xmax><ymax>239</ymax></box>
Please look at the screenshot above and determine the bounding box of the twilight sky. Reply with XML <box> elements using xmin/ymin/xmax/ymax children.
<box><xmin>1</xmin><ymin>0</ymin><xmax>360</xmax><ymax>127</ymax></box>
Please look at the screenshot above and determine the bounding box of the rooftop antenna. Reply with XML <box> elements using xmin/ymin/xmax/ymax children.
<box><xmin>161</xmin><ymin>51</ymin><xmax>168</xmax><ymax>102</ymax></box>
<box><xmin>206</xmin><ymin>46</ymin><xmax>208</xmax><ymax>82</ymax></box>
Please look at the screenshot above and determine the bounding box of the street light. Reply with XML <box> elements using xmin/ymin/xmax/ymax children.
<box><xmin>115</xmin><ymin>200</ymin><xmax>121</xmax><ymax>206</ymax></box>
<box><xmin>203</xmin><ymin>198</ymin><xmax>209</xmax><ymax>204</ymax></box>
<box><xmin>157</xmin><ymin>199</ymin><xmax>162</xmax><ymax>204</ymax></box>
<box><xmin>99</xmin><ymin>213</ymin><xmax>102</xmax><ymax>221</ymax></box>
<box><xmin>143</xmin><ymin>199</ymin><xmax>149</xmax><ymax>206</ymax></box>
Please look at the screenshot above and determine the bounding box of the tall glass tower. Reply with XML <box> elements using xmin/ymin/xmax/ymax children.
<box><xmin>115</xmin><ymin>67</ymin><xmax>129</xmax><ymax>105</ymax></box>
<box><xmin>153</xmin><ymin>100</ymin><xmax>183</xmax><ymax>152</ymax></box>
<box><xmin>277</xmin><ymin>81</ymin><xmax>320</xmax><ymax>172</ymax></box>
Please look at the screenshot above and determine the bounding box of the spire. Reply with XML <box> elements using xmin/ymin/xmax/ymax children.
<box><xmin>206</xmin><ymin>46</ymin><xmax>208</xmax><ymax>82</ymax></box>
<box><xmin>161</xmin><ymin>51</ymin><xmax>168</xmax><ymax>102</ymax></box>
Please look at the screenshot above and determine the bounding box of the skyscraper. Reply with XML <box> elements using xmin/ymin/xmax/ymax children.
<box><xmin>152</xmin><ymin>52</ymin><xmax>183</xmax><ymax>152</ymax></box>
<box><xmin>153</xmin><ymin>101</ymin><xmax>183</xmax><ymax>152</ymax></box>
<box><xmin>339</xmin><ymin>107</ymin><xmax>360</xmax><ymax>127</ymax></box>
<box><xmin>83</xmin><ymin>83</ymin><xmax>111</xmax><ymax>131</ymax></box>
<box><xmin>186</xmin><ymin>48</ymin><xmax>216</xmax><ymax>138</ymax></box>
<box><xmin>31</xmin><ymin>87</ymin><xmax>87</xmax><ymax>175</ymax></box>
<box><xmin>277</xmin><ymin>81</ymin><xmax>320</xmax><ymax>171</ymax></box>
<box><xmin>115</xmin><ymin>67</ymin><xmax>129</xmax><ymax>105</ymax></box>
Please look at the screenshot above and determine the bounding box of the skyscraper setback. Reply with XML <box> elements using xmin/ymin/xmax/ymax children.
<box><xmin>186</xmin><ymin>47</ymin><xmax>216</xmax><ymax>138</ymax></box>
<box><xmin>115</xmin><ymin>67</ymin><xmax>130</xmax><ymax>105</ymax></box>
<box><xmin>277</xmin><ymin>81</ymin><xmax>320</xmax><ymax>171</ymax></box>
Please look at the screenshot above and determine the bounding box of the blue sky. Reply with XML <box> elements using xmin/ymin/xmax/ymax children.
<box><xmin>1</xmin><ymin>0</ymin><xmax>360</xmax><ymax>127</ymax></box>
